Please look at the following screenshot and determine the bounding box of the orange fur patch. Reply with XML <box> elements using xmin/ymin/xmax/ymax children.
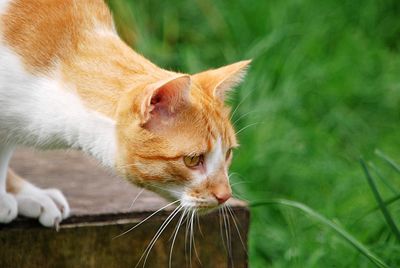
<box><xmin>2</xmin><ymin>0</ymin><xmax>112</xmax><ymax>72</ymax></box>
<box><xmin>6</xmin><ymin>169</ymin><xmax>24</xmax><ymax>194</ymax></box>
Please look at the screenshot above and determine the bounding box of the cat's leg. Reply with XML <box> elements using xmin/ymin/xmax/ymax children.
<box><xmin>8</xmin><ymin>169</ymin><xmax>70</xmax><ymax>228</ymax></box>
<box><xmin>0</xmin><ymin>145</ymin><xmax>18</xmax><ymax>223</ymax></box>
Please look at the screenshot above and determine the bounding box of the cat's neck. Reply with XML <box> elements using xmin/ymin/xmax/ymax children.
<box><xmin>60</xmin><ymin>30</ymin><xmax>169</xmax><ymax>119</ymax></box>
<box><xmin>57</xmin><ymin>31</ymin><xmax>172</xmax><ymax>167</ymax></box>
<box><xmin>56</xmin><ymin>29</ymin><xmax>174</xmax><ymax>167</ymax></box>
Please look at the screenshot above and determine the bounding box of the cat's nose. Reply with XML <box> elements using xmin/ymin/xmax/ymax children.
<box><xmin>213</xmin><ymin>190</ymin><xmax>232</xmax><ymax>204</ymax></box>
<box><xmin>209</xmin><ymin>170</ymin><xmax>232</xmax><ymax>204</ymax></box>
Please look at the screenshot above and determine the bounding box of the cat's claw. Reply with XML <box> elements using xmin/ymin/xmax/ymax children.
<box><xmin>43</xmin><ymin>188</ymin><xmax>70</xmax><ymax>219</ymax></box>
<box><xmin>0</xmin><ymin>193</ymin><xmax>18</xmax><ymax>223</ymax></box>
<box><xmin>54</xmin><ymin>217</ymin><xmax>60</xmax><ymax>232</ymax></box>
<box><xmin>16</xmin><ymin>185</ymin><xmax>70</xmax><ymax>228</ymax></box>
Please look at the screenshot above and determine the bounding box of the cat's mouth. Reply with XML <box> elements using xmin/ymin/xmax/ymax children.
<box><xmin>180</xmin><ymin>197</ymin><xmax>222</xmax><ymax>214</ymax></box>
<box><xmin>139</xmin><ymin>184</ymin><xmax>229</xmax><ymax>214</ymax></box>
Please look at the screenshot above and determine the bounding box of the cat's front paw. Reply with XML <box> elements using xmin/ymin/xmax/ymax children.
<box><xmin>16</xmin><ymin>186</ymin><xmax>70</xmax><ymax>229</ymax></box>
<box><xmin>0</xmin><ymin>192</ymin><xmax>18</xmax><ymax>223</ymax></box>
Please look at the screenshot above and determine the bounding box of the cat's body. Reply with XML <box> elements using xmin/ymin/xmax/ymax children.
<box><xmin>0</xmin><ymin>0</ymin><xmax>249</xmax><ymax>227</ymax></box>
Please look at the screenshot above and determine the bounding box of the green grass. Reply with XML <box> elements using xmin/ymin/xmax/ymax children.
<box><xmin>107</xmin><ymin>0</ymin><xmax>400</xmax><ymax>266</ymax></box>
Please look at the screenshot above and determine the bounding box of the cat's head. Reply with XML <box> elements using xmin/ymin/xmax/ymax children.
<box><xmin>116</xmin><ymin>60</ymin><xmax>250</xmax><ymax>212</ymax></box>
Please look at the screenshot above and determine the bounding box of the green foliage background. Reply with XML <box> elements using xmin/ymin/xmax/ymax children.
<box><xmin>107</xmin><ymin>0</ymin><xmax>400</xmax><ymax>267</ymax></box>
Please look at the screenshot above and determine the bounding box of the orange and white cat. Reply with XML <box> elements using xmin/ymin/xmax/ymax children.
<box><xmin>0</xmin><ymin>0</ymin><xmax>249</xmax><ymax>228</ymax></box>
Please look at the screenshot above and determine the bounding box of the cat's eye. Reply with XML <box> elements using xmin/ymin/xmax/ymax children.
<box><xmin>226</xmin><ymin>148</ymin><xmax>233</xmax><ymax>160</ymax></box>
<box><xmin>184</xmin><ymin>155</ymin><xmax>203</xmax><ymax>168</ymax></box>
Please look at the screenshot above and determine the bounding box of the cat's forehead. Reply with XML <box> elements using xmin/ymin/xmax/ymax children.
<box><xmin>168</xmin><ymin>101</ymin><xmax>236</xmax><ymax>154</ymax></box>
<box><xmin>197</xmin><ymin>99</ymin><xmax>237</xmax><ymax>149</ymax></box>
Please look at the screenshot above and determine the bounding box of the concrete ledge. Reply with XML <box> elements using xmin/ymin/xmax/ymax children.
<box><xmin>0</xmin><ymin>149</ymin><xmax>248</xmax><ymax>268</ymax></box>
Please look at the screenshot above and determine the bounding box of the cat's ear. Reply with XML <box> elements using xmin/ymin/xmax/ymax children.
<box><xmin>193</xmin><ymin>60</ymin><xmax>251</xmax><ymax>101</ymax></box>
<box><xmin>139</xmin><ymin>75</ymin><xmax>191</xmax><ymax>126</ymax></box>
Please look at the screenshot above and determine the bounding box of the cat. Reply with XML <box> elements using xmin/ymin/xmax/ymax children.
<box><xmin>0</xmin><ymin>0</ymin><xmax>250</xmax><ymax>228</ymax></box>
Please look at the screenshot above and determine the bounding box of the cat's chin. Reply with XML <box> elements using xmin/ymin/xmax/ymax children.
<box><xmin>193</xmin><ymin>205</ymin><xmax>220</xmax><ymax>215</ymax></box>
<box><xmin>180</xmin><ymin>200</ymin><xmax>221</xmax><ymax>214</ymax></box>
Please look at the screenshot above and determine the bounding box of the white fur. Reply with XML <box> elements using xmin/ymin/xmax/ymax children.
<box><xmin>0</xmin><ymin>45</ymin><xmax>117</xmax><ymax>167</ymax></box>
<box><xmin>0</xmin><ymin>144</ymin><xmax>13</xmax><ymax>191</ymax></box>
<box><xmin>0</xmin><ymin>192</ymin><xmax>17</xmax><ymax>223</ymax></box>
<box><xmin>205</xmin><ymin>137</ymin><xmax>224</xmax><ymax>177</ymax></box>
<box><xmin>192</xmin><ymin>137</ymin><xmax>224</xmax><ymax>186</ymax></box>
<box><xmin>0</xmin><ymin>0</ymin><xmax>11</xmax><ymax>16</ymax></box>
<box><xmin>0</xmin><ymin>145</ymin><xmax>17</xmax><ymax>223</ymax></box>
<box><xmin>0</xmin><ymin>18</ymin><xmax>117</xmax><ymax>226</ymax></box>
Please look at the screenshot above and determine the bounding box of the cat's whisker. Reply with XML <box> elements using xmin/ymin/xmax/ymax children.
<box><xmin>146</xmin><ymin>183</ymin><xmax>182</xmax><ymax>195</ymax></box>
<box><xmin>218</xmin><ymin>208</ymin><xmax>227</xmax><ymax>252</ymax></box>
<box><xmin>232</xmin><ymin>192</ymin><xmax>250</xmax><ymax>203</ymax></box>
<box><xmin>221</xmin><ymin>207</ymin><xmax>228</xmax><ymax>253</ymax></box>
<box><xmin>222</xmin><ymin>206</ymin><xmax>232</xmax><ymax>263</ymax></box>
<box><xmin>188</xmin><ymin>209</ymin><xmax>200</xmax><ymax>268</ymax></box>
<box><xmin>140</xmin><ymin>206</ymin><xmax>182</xmax><ymax>268</ymax></box>
<box><xmin>229</xmin><ymin>173</ymin><xmax>248</xmax><ymax>185</ymax></box>
<box><xmin>230</xmin><ymin>88</ymin><xmax>255</xmax><ymax>121</ymax></box>
<box><xmin>235</xmin><ymin>122</ymin><xmax>262</xmax><ymax>135</ymax></box>
<box><xmin>184</xmin><ymin>211</ymin><xmax>191</xmax><ymax>267</ymax></box>
<box><xmin>228</xmin><ymin>172</ymin><xmax>238</xmax><ymax>179</ymax></box>
<box><xmin>232</xmin><ymin>110</ymin><xmax>256</xmax><ymax>127</ymax></box>
<box><xmin>168</xmin><ymin>207</ymin><xmax>187</xmax><ymax>241</ymax></box>
<box><xmin>230</xmin><ymin>181</ymin><xmax>251</xmax><ymax>187</ymax></box>
<box><xmin>169</xmin><ymin>207</ymin><xmax>187</xmax><ymax>268</ymax></box>
<box><xmin>229</xmin><ymin>172</ymin><xmax>247</xmax><ymax>182</ymax></box>
<box><xmin>196</xmin><ymin>212</ymin><xmax>204</xmax><ymax>237</ymax></box>
<box><xmin>113</xmin><ymin>200</ymin><xmax>179</xmax><ymax>239</ymax></box>
<box><xmin>188</xmin><ymin>214</ymin><xmax>192</xmax><ymax>268</ymax></box>
<box><xmin>226</xmin><ymin>205</ymin><xmax>247</xmax><ymax>253</ymax></box>
<box><xmin>226</xmin><ymin>206</ymin><xmax>235</xmax><ymax>266</ymax></box>
<box><xmin>137</xmin><ymin>205</ymin><xmax>183</xmax><ymax>268</ymax></box>
<box><xmin>229</xmin><ymin>172</ymin><xmax>249</xmax><ymax>181</ymax></box>
<box><xmin>191</xmin><ymin>209</ymin><xmax>201</xmax><ymax>265</ymax></box>
<box><xmin>189</xmin><ymin>210</ymin><xmax>194</xmax><ymax>268</ymax></box>
<box><xmin>128</xmin><ymin>188</ymin><xmax>145</xmax><ymax>210</ymax></box>
<box><xmin>224</xmin><ymin>206</ymin><xmax>232</xmax><ymax>250</ymax></box>
<box><xmin>228</xmin><ymin>172</ymin><xmax>256</xmax><ymax>186</ymax></box>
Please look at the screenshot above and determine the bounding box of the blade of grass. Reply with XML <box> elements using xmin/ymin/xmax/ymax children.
<box><xmin>369</xmin><ymin>162</ymin><xmax>398</xmax><ymax>195</ymax></box>
<box><xmin>353</xmin><ymin>193</ymin><xmax>400</xmax><ymax>225</ymax></box>
<box><xmin>375</xmin><ymin>150</ymin><xmax>400</xmax><ymax>175</ymax></box>
<box><xmin>360</xmin><ymin>158</ymin><xmax>400</xmax><ymax>243</ymax></box>
<box><xmin>250</xmin><ymin>199</ymin><xmax>389</xmax><ymax>268</ymax></box>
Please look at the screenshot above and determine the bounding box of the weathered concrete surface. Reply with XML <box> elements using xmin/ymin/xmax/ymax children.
<box><xmin>0</xmin><ymin>149</ymin><xmax>249</xmax><ymax>268</ymax></box>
